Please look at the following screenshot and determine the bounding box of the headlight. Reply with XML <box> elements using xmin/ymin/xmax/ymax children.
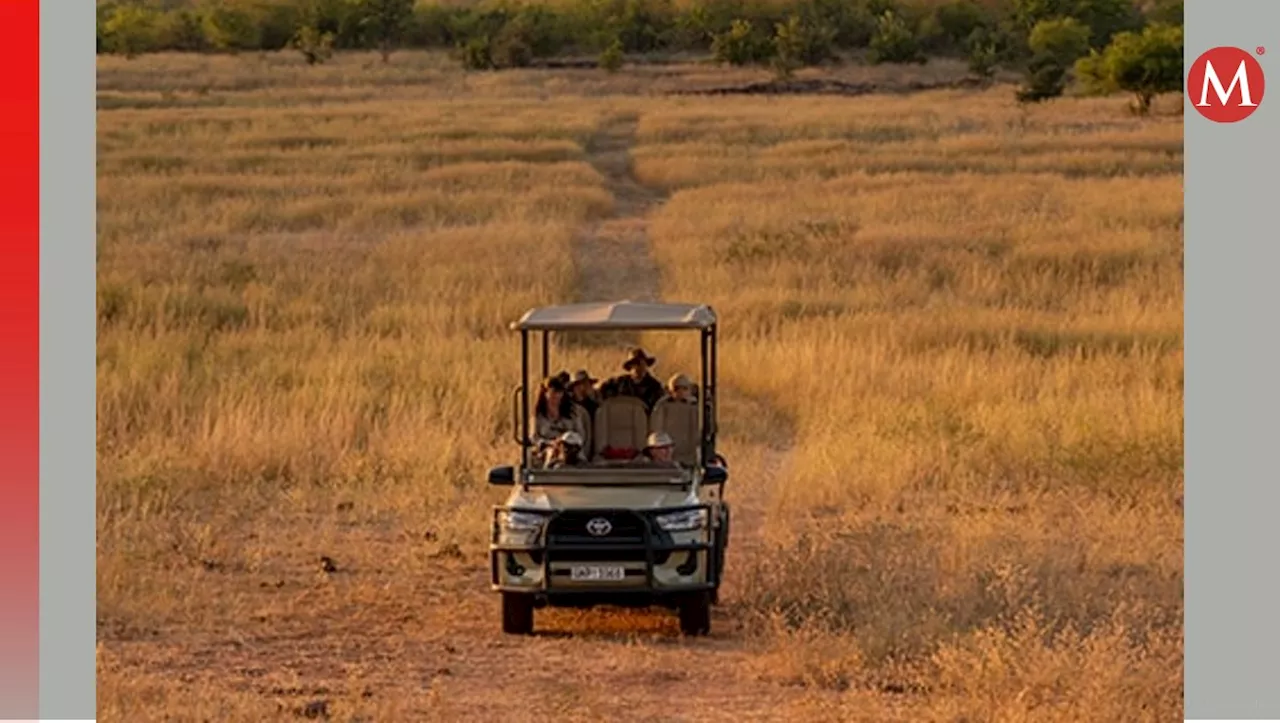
<box><xmin>654</xmin><ymin>508</ymin><xmax>708</xmax><ymax>532</ymax></box>
<box><xmin>496</xmin><ymin>510</ymin><xmax>547</xmax><ymax>545</ymax></box>
<box><xmin>499</xmin><ymin>510</ymin><xmax>546</xmax><ymax>531</ymax></box>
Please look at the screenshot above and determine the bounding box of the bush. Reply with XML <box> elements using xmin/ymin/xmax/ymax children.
<box><xmin>772</xmin><ymin>13</ymin><xmax>837</xmax><ymax>77</ymax></box>
<box><xmin>1012</xmin><ymin>0</ymin><xmax>1140</xmax><ymax>48</ymax></box>
<box><xmin>1016</xmin><ymin>50</ymin><xmax>1070</xmax><ymax>102</ymax></box>
<box><xmin>711</xmin><ymin>19</ymin><xmax>774</xmax><ymax>66</ymax></box>
<box><xmin>599</xmin><ymin>37</ymin><xmax>625</xmax><ymax>72</ymax></box>
<box><xmin>457</xmin><ymin>36</ymin><xmax>496</xmax><ymax>70</ymax></box>
<box><xmin>293</xmin><ymin>24</ymin><xmax>336</xmax><ymax>64</ymax></box>
<box><xmin>934</xmin><ymin>0</ymin><xmax>990</xmax><ymax>48</ymax></box>
<box><xmin>1028</xmin><ymin>16</ymin><xmax>1090</xmax><ymax>64</ymax></box>
<box><xmin>867</xmin><ymin>10</ymin><xmax>925</xmax><ymax>65</ymax></box>
<box><xmin>1075</xmin><ymin>22</ymin><xmax>1183</xmax><ymax>114</ymax></box>
<box><xmin>101</xmin><ymin>5</ymin><xmax>163</xmax><ymax>58</ymax></box>
<box><xmin>1015</xmin><ymin>16</ymin><xmax>1090</xmax><ymax>102</ymax></box>
<box><xmin>965</xmin><ymin>28</ymin><xmax>999</xmax><ymax>78</ymax></box>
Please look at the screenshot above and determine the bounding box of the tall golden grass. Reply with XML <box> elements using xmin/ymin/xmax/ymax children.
<box><xmin>97</xmin><ymin>50</ymin><xmax>1181</xmax><ymax>721</ymax></box>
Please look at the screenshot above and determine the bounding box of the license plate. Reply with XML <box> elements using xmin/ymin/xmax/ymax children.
<box><xmin>569</xmin><ymin>565</ymin><xmax>625</xmax><ymax>582</ymax></box>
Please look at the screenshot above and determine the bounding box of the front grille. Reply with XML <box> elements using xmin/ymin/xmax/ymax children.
<box><xmin>546</xmin><ymin>510</ymin><xmax>655</xmax><ymax>564</ymax></box>
<box><xmin>547</xmin><ymin>510</ymin><xmax>647</xmax><ymax>545</ymax></box>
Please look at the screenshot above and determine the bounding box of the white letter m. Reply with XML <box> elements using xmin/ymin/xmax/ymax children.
<box><xmin>1197</xmin><ymin>59</ymin><xmax>1257</xmax><ymax>107</ymax></box>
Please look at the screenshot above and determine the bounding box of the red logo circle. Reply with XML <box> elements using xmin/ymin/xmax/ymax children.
<box><xmin>1187</xmin><ymin>46</ymin><xmax>1266</xmax><ymax>123</ymax></box>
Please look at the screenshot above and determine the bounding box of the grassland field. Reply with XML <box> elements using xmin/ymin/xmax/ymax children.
<box><xmin>97</xmin><ymin>50</ymin><xmax>1184</xmax><ymax>722</ymax></box>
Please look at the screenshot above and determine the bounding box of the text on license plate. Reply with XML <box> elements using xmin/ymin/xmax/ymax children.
<box><xmin>570</xmin><ymin>565</ymin><xmax>625</xmax><ymax>581</ymax></box>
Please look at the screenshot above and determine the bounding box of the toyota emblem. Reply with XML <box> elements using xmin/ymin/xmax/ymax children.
<box><xmin>586</xmin><ymin>517</ymin><xmax>612</xmax><ymax>536</ymax></box>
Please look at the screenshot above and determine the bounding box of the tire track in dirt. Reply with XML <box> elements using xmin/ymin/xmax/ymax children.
<box><xmin>570</xmin><ymin>111</ymin><xmax>664</xmax><ymax>307</ymax></box>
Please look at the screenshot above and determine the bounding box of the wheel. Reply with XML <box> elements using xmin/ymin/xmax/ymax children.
<box><xmin>677</xmin><ymin>591</ymin><xmax>712</xmax><ymax>636</ymax></box>
<box><xmin>502</xmin><ymin>592</ymin><xmax>534</xmax><ymax>635</ymax></box>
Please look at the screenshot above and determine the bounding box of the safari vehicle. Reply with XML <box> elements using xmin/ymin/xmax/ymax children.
<box><xmin>487</xmin><ymin>301</ymin><xmax>730</xmax><ymax>636</ymax></box>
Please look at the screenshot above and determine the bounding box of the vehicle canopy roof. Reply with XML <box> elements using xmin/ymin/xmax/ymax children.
<box><xmin>511</xmin><ymin>300</ymin><xmax>717</xmax><ymax>332</ymax></box>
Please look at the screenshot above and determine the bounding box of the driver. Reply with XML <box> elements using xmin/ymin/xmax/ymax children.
<box><xmin>632</xmin><ymin>431</ymin><xmax>680</xmax><ymax>467</ymax></box>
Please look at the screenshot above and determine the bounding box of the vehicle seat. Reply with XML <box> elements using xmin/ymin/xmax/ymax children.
<box><xmin>649</xmin><ymin>398</ymin><xmax>700</xmax><ymax>465</ymax></box>
<box><xmin>572</xmin><ymin>404</ymin><xmax>593</xmax><ymax>459</ymax></box>
<box><xmin>593</xmin><ymin>396</ymin><xmax>649</xmax><ymax>460</ymax></box>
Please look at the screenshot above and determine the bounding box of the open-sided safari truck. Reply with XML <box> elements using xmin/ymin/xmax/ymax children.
<box><xmin>487</xmin><ymin>301</ymin><xmax>730</xmax><ymax>636</ymax></box>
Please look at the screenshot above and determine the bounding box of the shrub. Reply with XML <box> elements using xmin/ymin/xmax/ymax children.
<box><xmin>101</xmin><ymin>5</ymin><xmax>163</xmax><ymax>58</ymax></box>
<box><xmin>772</xmin><ymin>13</ymin><xmax>837</xmax><ymax>77</ymax></box>
<box><xmin>1015</xmin><ymin>16</ymin><xmax>1091</xmax><ymax>102</ymax></box>
<box><xmin>1016</xmin><ymin>50</ymin><xmax>1070</xmax><ymax>102</ymax></box>
<box><xmin>1075</xmin><ymin>22</ymin><xmax>1184</xmax><ymax>114</ymax></box>
<box><xmin>711</xmin><ymin>19</ymin><xmax>774</xmax><ymax>66</ymax></box>
<box><xmin>1028</xmin><ymin>16</ymin><xmax>1091</xmax><ymax>64</ymax></box>
<box><xmin>867</xmin><ymin>10</ymin><xmax>925</xmax><ymax>65</ymax></box>
<box><xmin>599</xmin><ymin>37</ymin><xmax>625</xmax><ymax>72</ymax></box>
<box><xmin>293</xmin><ymin>24</ymin><xmax>336</xmax><ymax>64</ymax></box>
<box><xmin>965</xmin><ymin>28</ymin><xmax>999</xmax><ymax>78</ymax></box>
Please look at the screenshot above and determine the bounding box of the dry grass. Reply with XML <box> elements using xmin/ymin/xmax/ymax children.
<box><xmin>97</xmin><ymin>50</ymin><xmax>1182</xmax><ymax>722</ymax></box>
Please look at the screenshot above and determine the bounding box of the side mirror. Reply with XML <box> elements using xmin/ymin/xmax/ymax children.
<box><xmin>487</xmin><ymin>465</ymin><xmax>516</xmax><ymax>486</ymax></box>
<box><xmin>703</xmin><ymin>465</ymin><xmax>728</xmax><ymax>485</ymax></box>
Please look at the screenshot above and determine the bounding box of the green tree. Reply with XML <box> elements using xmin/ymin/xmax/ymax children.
<box><xmin>353</xmin><ymin>0</ymin><xmax>416</xmax><ymax>62</ymax></box>
<box><xmin>1075</xmin><ymin>22</ymin><xmax>1184</xmax><ymax>114</ymax></box>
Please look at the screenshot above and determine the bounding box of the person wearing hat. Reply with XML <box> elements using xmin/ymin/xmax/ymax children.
<box><xmin>545</xmin><ymin>430</ymin><xmax>586</xmax><ymax>468</ymax></box>
<box><xmin>598</xmin><ymin>347</ymin><xmax>666</xmax><ymax>412</ymax></box>
<box><xmin>632</xmin><ymin>431</ymin><xmax>679</xmax><ymax>467</ymax></box>
<box><xmin>665</xmin><ymin>373</ymin><xmax>698</xmax><ymax>404</ymax></box>
<box><xmin>533</xmin><ymin>376</ymin><xmax>586</xmax><ymax>455</ymax></box>
<box><xmin>568</xmin><ymin>369</ymin><xmax>600</xmax><ymax>420</ymax></box>
<box><xmin>554</xmin><ymin>369</ymin><xmax>571</xmax><ymax>388</ymax></box>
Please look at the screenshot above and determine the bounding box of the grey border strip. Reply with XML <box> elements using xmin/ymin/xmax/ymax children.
<box><xmin>1184</xmin><ymin>0</ymin><xmax>1280</xmax><ymax>719</ymax></box>
<box><xmin>39</xmin><ymin>0</ymin><xmax>97</xmax><ymax>719</ymax></box>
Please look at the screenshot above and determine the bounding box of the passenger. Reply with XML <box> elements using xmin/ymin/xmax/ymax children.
<box><xmin>666</xmin><ymin>373</ymin><xmax>698</xmax><ymax>403</ymax></box>
<box><xmin>544</xmin><ymin>431</ymin><xmax>586</xmax><ymax>468</ymax></box>
<box><xmin>554</xmin><ymin>369</ymin><xmax>571</xmax><ymax>388</ymax></box>
<box><xmin>599</xmin><ymin>347</ymin><xmax>666</xmax><ymax>412</ymax></box>
<box><xmin>568</xmin><ymin>369</ymin><xmax>600</xmax><ymax>420</ymax></box>
<box><xmin>533</xmin><ymin>376</ymin><xmax>586</xmax><ymax>455</ymax></box>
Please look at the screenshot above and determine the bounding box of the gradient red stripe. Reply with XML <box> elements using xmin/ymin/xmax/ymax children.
<box><xmin>0</xmin><ymin>0</ymin><xmax>40</xmax><ymax>717</ymax></box>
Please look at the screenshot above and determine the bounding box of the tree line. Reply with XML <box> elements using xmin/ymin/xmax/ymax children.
<box><xmin>98</xmin><ymin>0</ymin><xmax>1185</xmax><ymax>110</ymax></box>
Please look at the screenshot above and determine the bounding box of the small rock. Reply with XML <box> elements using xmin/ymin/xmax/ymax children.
<box><xmin>319</xmin><ymin>556</ymin><xmax>338</xmax><ymax>573</ymax></box>
<box><xmin>336</xmin><ymin>502</ymin><xmax>354</xmax><ymax>512</ymax></box>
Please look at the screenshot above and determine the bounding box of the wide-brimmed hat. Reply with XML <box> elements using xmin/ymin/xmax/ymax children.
<box><xmin>667</xmin><ymin>373</ymin><xmax>693</xmax><ymax>392</ymax></box>
<box><xmin>645</xmin><ymin>431</ymin><xmax>674</xmax><ymax>449</ymax></box>
<box><xmin>570</xmin><ymin>369</ymin><xmax>597</xmax><ymax>386</ymax></box>
<box><xmin>558</xmin><ymin>431</ymin><xmax>584</xmax><ymax>447</ymax></box>
<box><xmin>554</xmin><ymin>370</ymin><xmax>571</xmax><ymax>386</ymax></box>
<box><xmin>622</xmin><ymin>347</ymin><xmax>657</xmax><ymax>370</ymax></box>
<box><xmin>543</xmin><ymin>375</ymin><xmax>568</xmax><ymax>392</ymax></box>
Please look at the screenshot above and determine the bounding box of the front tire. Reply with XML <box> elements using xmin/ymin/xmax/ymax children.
<box><xmin>678</xmin><ymin>591</ymin><xmax>712</xmax><ymax>636</ymax></box>
<box><xmin>502</xmin><ymin>592</ymin><xmax>534</xmax><ymax>635</ymax></box>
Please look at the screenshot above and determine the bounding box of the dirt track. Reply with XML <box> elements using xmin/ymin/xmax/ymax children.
<box><xmin>412</xmin><ymin>112</ymin><xmax>810</xmax><ymax>720</ymax></box>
